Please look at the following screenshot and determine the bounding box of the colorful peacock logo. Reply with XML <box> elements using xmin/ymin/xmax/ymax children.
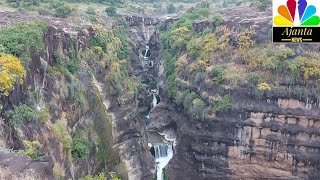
<box><xmin>274</xmin><ymin>0</ymin><xmax>320</xmax><ymax>26</ymax></box>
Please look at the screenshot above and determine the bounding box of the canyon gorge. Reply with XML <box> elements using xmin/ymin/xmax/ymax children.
<box><xmin>0</xmin><ymin>3</ymin><xmax>320</xmax><ymax>180</ymax></box>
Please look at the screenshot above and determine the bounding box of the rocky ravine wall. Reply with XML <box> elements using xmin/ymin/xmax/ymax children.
<box><xmin>148</xmin><ymin>7</ymin><xmax>320</xmax><ymax>180</ymax></box>
<box><xmin>0</xmin><ymin>13</ymin><xmax>156</xmax><ymax>180</ymax></box>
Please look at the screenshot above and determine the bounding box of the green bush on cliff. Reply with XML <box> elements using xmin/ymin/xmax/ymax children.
<box><xmin>252</xmin><ymin>0</ymin><xmax>271</xmax><ymax>11</ymax></box>
<box><xmin>80</xmin><ymin>172</ymin><xmax>121</xmax><ymax>180</ymax></box>
<box><xmin>71</xmin><ymin>136</ymin><xmax>89</xmax><ymax>160</ymax></box>
<box><xmin>187</xmin><ymin>38</ymin><xmax>202</xmax><ymax>59</ymax></box>
<box><xmin>167</xmin><ymin>3</ymin><xmax>176</xmax><ymax>14</ymax></box>
<box><xmin>54</xmin><ymin>4</ymin><xmax>72</xmax><ymax>18</ymax></box>
<box><xmin>5</xmin><ymin>103</ymin><xmax>36</xmax><ymax>127</ymax></box>
<box><xmin>80</xmin><ymin>172</ymin><xmax>106</xmax><ymax>180</ymax></box>
<box><xmin>37</xmin><ymin>107</ymin><xmax>51</xmax><ymax>123</ymax></box>
<box><xmin>190</xmin><ymin>98</ymin><xmax>206</xmax><ymax>120</ymax></box>
<box><xmin>91</xmin><ymin>27</ymin><xmax>129</xmax><ymax>60</ymax></box>
<box><xmin>212</xmin><ymin>95</ymin><xmax>232</xmax><ymax>112</ymax></box>
<box><xmin>53</xmin><ymin>122</ymin><xmax>72</xmax><ymax>162</ymax></box>
<box><xmin>86</xmin><ymin>7</ymin><xmax>96</xmax><ymax>15</ymax></box>
<box><xmin>105</xmin><ymin>6</ymin><xmax>118</xmax><ymax>17</ymax></box>
<box><xmin>19</xmin><ymin>140</ymin><xmax>44</xmax><ymax>159</ymax></box>
<box><xmin>209</xmin><ymin>65</ymin><xmax>226</xmax><ymax>85</ymax></box>
<box><xmin>65</xmin><ymin>74</ymin><xmax>89</xmax><ymax>111</ymax></box>
<box><xmin>0</xmin><ymin>20</ymin><xmax>48</xmax><ymax>63</ymax></box>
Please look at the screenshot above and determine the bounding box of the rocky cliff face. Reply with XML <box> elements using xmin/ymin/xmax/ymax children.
<box><xmin>2</xmin><ymin>6</ymin><xmax>320</xmax><ymax>180</ymax></box>
<box><xmin>0</xmin><ymin>12</ymin><xmax>155</xmax><ymax>180</ymax></box>
<box><xmin>148</xmin><ymin>6</ymin><xmax>320</xmax><ymax>180</ymax></box>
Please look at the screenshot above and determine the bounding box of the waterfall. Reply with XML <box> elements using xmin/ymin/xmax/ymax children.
<box><xmin>152</xmin><ymin>93</ymin><xmax>157</xmax><ymax>108</ymax></box>
<box><xmin>144</xmin><ymin>48</ymin><xmax>149</xmax><ymax>59</ymax></box>
<box><xmin>154</xmin><ymin>144</ymin><xmax>173</xmax><ymax>180</ymax></box>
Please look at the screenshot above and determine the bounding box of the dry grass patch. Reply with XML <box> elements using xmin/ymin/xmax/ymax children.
<box><xmin>224</xmin><ymin>63</ymin><xmax>248</xmax><ymax>89</ymax></box>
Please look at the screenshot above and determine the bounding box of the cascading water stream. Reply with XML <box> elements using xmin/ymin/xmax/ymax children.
<box><xmin>144</xmin><ymin>48</ymin><xmax>149</xmax><ymax>59</ymax></box>
<box><xmin>154</xmin><ymin>144</ymin><xmax>173</xmax><ymax>180</ymax></box>
<box><xmin>152</xmin><ymin>93</ymin><xmax>157</xmax><ymax>109</ymax></box>
<box><xmin>140</xmin><ymin>22</ymin><xmax>173</xmax><ymax>179</ymax></box>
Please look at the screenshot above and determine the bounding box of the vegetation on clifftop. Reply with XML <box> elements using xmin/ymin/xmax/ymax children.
<box><xmin>161</xmin><ymin>3</ymin><xmax>320</xmax><ymax>121</ymax></box>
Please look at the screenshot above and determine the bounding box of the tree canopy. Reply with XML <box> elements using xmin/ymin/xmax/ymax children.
<box><xmin>0</xmin><ymin>53</ymin><xmax>26</xmax><ymax>96</ymax></box>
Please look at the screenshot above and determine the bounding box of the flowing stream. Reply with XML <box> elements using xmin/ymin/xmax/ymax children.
<box><xmin>145</xmin><ymin>90</ymin><xmax>173</xmax><ymax>180</ymax></box>
<box><xmin>154</xmin><ymin>144</ymin><xmax>173</xmax><ymax>180</ymax></box>
<box><xmin>141</xmin><ymin>22</ymin><xmax>173</xmax><ymax>179</ymax></box>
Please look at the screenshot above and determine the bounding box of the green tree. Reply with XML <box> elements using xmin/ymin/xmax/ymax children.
<box><xmin>0</xmin><ymin>53</ymin><xmax>26</xmax><ymax>96</ymax></box>
<box><xmin>86</xmin><ymin>7</ymin><xmax>96</xmax><ymax>15</ymax></box>
<box><xmin>209</xmin><ymin>65</ymin><xmax>226</xmax><ymax>85</ymax></box>
<box><xmin>167</xmin><ymin>3</ymin><xmax>176</xmax><ymax>14</ymax></box>
<box><xmin>0</xmin><ymin>21</ymin><xmax>48</xmax><ymax>58</ymax></box>
<box><xmin>253</xmin><ymin>0</ymin><xmax>271</xmax><ymax>11</ymax></box>
<box><xmin>54</xmin><ymin>5</ymin><xmax>72</xmax><ymax>18</ymax></box>
<box><xmin>190</xmin><ymin>98</ymin><xmax>205</xmax><ymax>120</ymax></box>
<box><xmin>212</xmin><ymin>95</ymin><xmax>232</xmax><ymax>112</ymax></box>
<box><xmin>71</xmin><ymin>136</ymin><xmax>89</xmax><ymax>160</ymax></box>
<box><xmin>5</xmin><ymin>103</ymin><xmax>35</xmax><ymax>127</ymax></box>
<box><xmin>198</xmin><ymin>0</ymin><xmax>210</xmax><ymax>8</ymax></box>
<box><xmin>105</xmin><ymin>6</ymin><xmax>117</xmax><ymax>17</ymax></box>
<box><xmin>187</xmin><ymin>38</ymin><xmax>202</xmax><ymax>59</ymax></box>
<box><xmin>19</xmin><ymin>140</ymin><xmax>44</xmax><ymax>159</ymax></box>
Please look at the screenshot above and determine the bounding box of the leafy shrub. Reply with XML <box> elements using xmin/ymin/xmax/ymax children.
<box><xmin>296</xmin><ymin>58</ymin><xmax>320</xmax><ymax>81</ymax></box>
<box><xmin>253</xmin><ymin>0</ymin><xmax>271</xmax><ymax>11</ymax></box>
<box><xmin>37</xmin><ymin>107</ymin><xmax>51</xmax><ymax>123</ymax></box>
<box><xmin>167</xmin><ymin>72</ymin><xmax>178</xmax><ymax>98</ymax></box>
<box><xmin>209</xmin><ymin>65</ymin><xmax>226</xmax><ymax>85</ymax></box>
<box><xmin>86</xmin><ymin>7</ymin><xmax>96</xmax><ymax>15</ymax></box>
<box><xmin>105</xmin><ymin>6</ymin><xmax>117</xmax><ymax>17</ymax></box>
<box><xmin>89</xmin><ymin>15</ymin><xmax>97</xmax><ymax>23</ymax></box>
<box><xmin>0</xmin><ymin>53</ymin><xmax>26</xmax><ymax>96</ymax></box>
<box><xmin>287</xmin><ymin>57</ymin><xmax>304</xmax><ymax>81</ymax></box>
<box><xmin>92</xmin><ymin>28</ymin><xmax>129</xmax><ymax>60</ymax></box>
<box><xmin>198</xmin><ymin>0</ymin><xmax>210</xmax><ymax>8</ymax></box>
<box><xmin>67</xmin><ymin>61</ymin><xmax>79</xmax><ymax>74</ymax></box>
<box><xmin>108</xmin><ymin>172</ymin><xmax>121</xmax><ymax>180</ymax></box>
<box><xmin>53</xmin><ymin>52</ymin><xmax>65</xmax><ymax>65</ymax></box>
<box><xmin>54</xmin><ymin>5</ymin><xmax>72</xmax><ymax>18</ymax></box>
<box><xmin>80</xmin><ymin>172</ymin><xmax>120</xmax><ymax>180</ymax></box>
<box><xmin>183</xmin><ymin>91</ymin><xmax>198</xmax><ymax>109</ymax></box>
<box><xmin>71</xmin><ymin>136</ymin><xmax>89</xmax><ymax>160</ymax></box>
<box><xmin>66</xmin><ymin>76</ymin><xmax>88</xmax><ymax>110</ymax></box>
<box><xmin>212</xmin><ymin>95</ymin><xmax>232</xmax><ymax>112</ymax></box>
<box><xmin>19</xmin><ymin>140</ymin><xmax>44</xmax><ymax>159</ymax></box>
<box><xmin>0</xmin><ymin>21</ymin><xmax>48</xmax><ymax>58</ymax></box>
<box><xmin>167</xmin><ymin>3</ymin><xmax>176</xmax><ymax>14</ymax></box>
<box><xmin>80</xmin><ymin>172</ymin><xmax>106</xmax><ymax>180</ymax></box>
<box><xmin>49</xmin><ymin>0</ymin><xmax>64</xmax><ymax>9</ymax></box>
<box><xmin>248</xmin><ymin>72</ymin><xmax>262</xmax><ymax>85</ymax></box>
<box><xmin>5</xmin><ymin>104</ymin><xmax>35</xmax><ymax>127</ymax></box>
<box><xmin>107</xmin><ymin>71</ymin><xmax>122</xmax><ymax>95</ymax></box>
<box><xmin>202</xmin><ymin>33</ymin><xmax>218</xmax><ymax>60</ymax></box>
<box><xmin>211</xmin><ymin>14</ymin><xmax>224</xmax><ymax>29</ymax></box>
<box><xmin>53</xmin><ymin>122</ymin><xmax>72</xmax><ymax>161</ymax></box>
<box><xmin>38</xmin><ymin>8</ymin><xmax>52</xmax><ymax>16</ymax></box>
<box><xmin>167</xmin><ymin>26</ymin><xmax>191</xmax><ymax>51</ymax></box>
<box><xmin>190</xmin><ymin>98</ymin><xmax>206</xmax><ymax>120</ymax></box>
<box><xmin>237</xmin><ymin>29</ymin><xmax>256</xmax><ymax>51</ymax></box>
<box><xmin>53</xmin><ymin>163</ymin><xmax>64</xmax><ymax>179</ymax></box>
<box><xmin>93</xmin><ymin>46</ymin><xmax>103</xmax><ymax>55</ymax></box>
<box><xmin>187</xmin><ymin>38</ymin><xmax>202</xmax><ymax>59</ymax></box>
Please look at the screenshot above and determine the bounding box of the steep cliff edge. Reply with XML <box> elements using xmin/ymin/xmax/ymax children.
<box><xmin>148</xmin><ymin>6</ymin><xmax>320</xmax><ymax>180</ymax></box>
<box><xmin>0</xmin><ymin>12</ymin><xmax>155</xmax><ymax>179</ymax></box>
<box><xmin>1</xmin><ymin>5</ymin><xmax>320</xmax><ymax>180</ymax></box>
